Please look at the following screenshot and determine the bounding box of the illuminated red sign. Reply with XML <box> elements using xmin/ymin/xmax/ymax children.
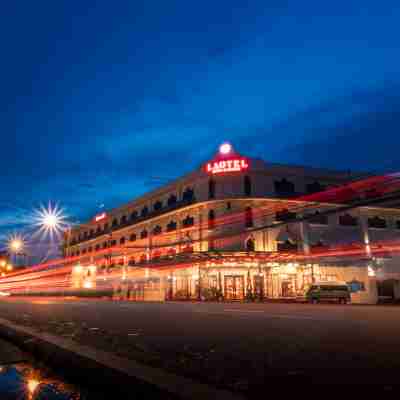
<box><xmin>94</xmin><ymin>212</ymin><xmax>107</xmax><ymax>222</ymax></box>
<box><xmin>206</xmin><ymin>158</ymin><xmax>249</xmax><ymax>174</ymax></box>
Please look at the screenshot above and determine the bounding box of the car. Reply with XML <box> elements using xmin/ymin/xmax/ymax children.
<box><xmin>306</xmin><ymin>282</ymin><xmax>351</xmax><ymax>304</ymax></box>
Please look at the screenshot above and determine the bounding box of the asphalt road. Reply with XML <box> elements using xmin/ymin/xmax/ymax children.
<box><xmin>0</xmin><ymin>298</ymin><xmax>399</xmax><ymax>391</ymax></box>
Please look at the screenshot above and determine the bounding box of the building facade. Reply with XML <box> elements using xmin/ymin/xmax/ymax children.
<box><xmin>62</xmin><ymin>143</ymin><xmax>400</xmax><ymax>303</ymax></box>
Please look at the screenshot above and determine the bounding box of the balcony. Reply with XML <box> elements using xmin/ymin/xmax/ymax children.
<box><xmin>71</xmin><ymin>197</ymin><xmax>196</xmax><ymax>246</ymax></box>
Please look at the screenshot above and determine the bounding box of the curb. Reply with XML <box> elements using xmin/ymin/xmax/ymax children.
<box><xmin>0</xmin><ymin>317</ymin><xmax>243</xmax><ymax>400</ymax></box>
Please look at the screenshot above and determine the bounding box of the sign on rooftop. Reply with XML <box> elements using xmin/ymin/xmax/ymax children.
<box><xmin>205</xmin><ymin>143</ymin><xmax>250</xmax><ymax>175</ymax></box>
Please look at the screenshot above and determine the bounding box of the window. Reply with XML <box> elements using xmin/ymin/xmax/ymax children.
<box><xmin>208</xmin><ymin>210</ymin><xmax>215</xmax><ymax>229</ymax></box>
<box><xmin>96</xmin><ymin>226</ymin><xmax>101</xmax><ymax>234</ymax></box>
<box><xmin>95</xmin><ymin>244</ymin><xmax>100</xmax><ymax>251</ymax></box>
<box><xmin>152</xmin><ymin>225</ymin><xmax>162</xmax><ymax>235</ymax></box>
<box><xmin>140</xmin><ymin>230</ymin><xmax>148</xmax><ymax>239</ymax></box>
<box><xmin>277</xmin><ymin>240</ymin><xmax>297</xmax><ymax>252</ymax></box>
<box><xmin>82</xmin><ymin>248</ymin><xmax>87</xmax><ymax>254</ymax></box>
<box><xmin>397</xmin><ymin>221</ymin><xmax>400</xmax><ymax>230</ymax></box>
<box><xmin>83</xmin><ymin>232</ymin><xmax>88</xmax><ymax>239</ymax></box>
<box><xmin>166</xmin><ymin>221</ymin><xmax>177</xmax><ymax>232</ymax></box>
<box><xmin>308</xmin><ymin>211</ymin><xmax>328</xmax><ymax>225</ymax></box>
<box><xmin>226</xmin><ymin>202</ymin><xmax>231</xmax><ymax>210</ymax></box>
<box><xmin>182</xmin><ymin>215</ymin><xmax>194</xmax><ymax>228</ymax></box>
<box><xmin>306</xmin><ymin>181</ymin><xmax>326</xmax><ymax>194</ymax></box>
<box><xmin>274</xmin><ymin>178</ymin><xmax>295</xmax><ymax>196</ymax></box>
<box><xmin>112</xmin><ymin>218</ymin><xmax>118</xmax><ymax>228</ymax></box>
<box><xmin>245</xmin><ymin>207</ymin><xmax>253</xmax><ymax>228</ymax></box>
<box><xmin>102</xmin><ymin>242</ymin><xmax>108</xmax><ymax>249</ymax></box>
<box><xmin>167</xmin><ymin>194</ymin><xmax>177</xmax><ymax>207</ymax></box>
<box><xmin>128</xmin><ymin>257</ymin><xmax>135</xmax><ymax>266</ymax></box>
<box><xmin>311</xmin><ymin>240</ymin><xmax>324</xmax><ymax>249</ymax></box>
<box><xmin>368</xmin><ymin>216</ymin><xmax>387</xmax><ymax>229</ymax></box>
<box><xmin>120</xmin><ymin>237</ymin><xmax>126</xmax><ymax>245</ymax></box>
<box><xmin>244</xmin><ymin>176</ymin><xmax>252</xmax><ymax>196</ymax></box>
<box><xmin>246</xmin><ymin>237</ymin><xmax>255</xmax><ymax>252</ymax></box>
<box><xmin>120</xmin><ymin>215</ymin><xmax>127</xmax><ymax>225</ymax></box>
<box><xmin>129</xmin><ymin>233</ymin><xmax>137</xmax><ymax>241</ymax></box>
<box><xmin>110</xmin><ymin>239</ymin><xmax>117</xmax><ymax>246</ymax></box>
<box><xmin>89</xmin><ymin>229</ymin><xmax>94</xmax><ymax>237</ymax></box>
<box><xmin>141</xmin><ymin>206</ymin><xmax>149</xmax><ymax>217</ymax></box>
<box><xmin>275</xmin><ymin>209</ymin><xmax>297</xmax><ymax>222</ymax></box>
<box><xmin>208</xmin><ymin>178</ymin><xmax>216</xmax><ymax>199</ymax></box>
<box><xmin>104</xmin><ymin>223</ymin><xmax>109</xmax><ymax>232</ymax></box>
<box><xmin>88</xmin><ymin>246</ymin><xmax>93</xmax><ymax>253</ymax></box>
<box><xmin>153</xmin><ymin>201</ymin><xmax>163</xmax><ymax>212</ymax></box>
<box><xmin>76</xmin><ymin>250</ymin><xmax>80</xmax><ymax>256</ymax></box>
<box><xmin>130</xmin><ymin>211</ymin><xmax>138</xmax><ymax>221</ymax></box>
<box><xmin>339</xmin><ymin>214</ymin><xmax>358</xmax><ymax>227</ymax></box>
<box><xmin>182</xmin><ymin>187</ymin><xmax>194</xmax><ymax>202</ymax></box>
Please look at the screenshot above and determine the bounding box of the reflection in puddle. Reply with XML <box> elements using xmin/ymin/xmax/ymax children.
<box><xmin>0</xmin><ymin>363</ymin><xmax>83</xmax><ymax>399</ymax></box>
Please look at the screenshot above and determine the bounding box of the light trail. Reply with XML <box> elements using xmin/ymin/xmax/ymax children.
<box><xmin>1</xmin><ymin>173</ymin><xmax>400</xmax><ymax>295</ymax></box>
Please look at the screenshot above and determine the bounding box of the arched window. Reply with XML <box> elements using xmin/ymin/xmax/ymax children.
<box><xmin>245</xmin><ymin>207</ymin><xmax>253</xmax><ymax>228</ymax></box>
<box><xmin>153</xmin><ymin>201</ymin><xmax>163</xmax><ymax>212</ymax></box>
<box><xmin>167</xmin><ymin>194</ymin><xmax>177</xmax><ymax>207</ymax></box>
<box><xmin>166</xmin><ymin>221</ymin><xmax>177</xmax><ymax>232</ymax></box>
<box><xmin>152</xmin><ymin>225</ymin><xmax>162</xmax><ymax>235</ymax></box>
<box><xmin>208</xmin><ymin>209</ymin><xmax>215</xmax><ymax>229</ymax></box>
<box><xmin>339</xmin><ymin>213</ymin><xmax>358</xmax><ymax>227</ymax></box>
<box><xmin>306</xmin><ymin>181</ymin><xmax>325</xmax><ymax>194</ymax></box>
<box><xmin>82</xmin><ymin>248</ymin><xmax>87</xmax><ymax>254</ymax></box>
<box><xmin>275</xmin><ymin>208</ymin><xmax>297</xmax><ymax>222</ymax></box>
<box><xmin>129</xmin><ymin>233</ymin><xmax>137</xmax><ymax>242</ymax></box>
<box><xmin>208</xmin><ymin>178</ymin><xmax>216</xmax><ymax>199</ymax></box>
<box><xmin>140</xmin><ymin>230</ymin><xmax>148</xmax><ymax>239</ymax></box>
<box><xmin>128</xmin><ymin>257</ymin><xmax>135</xmax><ymax>266</ymax></box>
<box><xmin>130</xmin><ymin>211</ymin><xmax>138</xmax><ymax>221</ymax></box>
<box><xmin>120</xmin><ymin>215</ymin><xmax>127</xmax><ymax>225</ymax></box>
<box><xmin>141</xmin><ymin>206</ymin><xmax>149</xmax><ymax>218</ymax></box>
<box><xmin>120</xmin><ymin>237</ymin><xmax>126</xmax><ymax>245</ymax></box>
<box><xmin>274</xmin><ymin>178</ymin><xmax>295</xmax><ymax>196</ymax></box>
<box><xmin>244</xmin><ymin>176</ymin><xmax>252</xmax><ymax>196</ymax></box>
<box><xmin>104</xmin><ymin>223</ymin><xmax>109</xmax><ymax>232</ymax></box>
<box><xmin>112</xmin><ymin>218</ymin><xmax>118</xmax><ymax>227</ymax></box>
<box><xmin>246</xmin><ymin>237</ymin><xmax>255</xmax><ymax>252</ymax></box>
<box><xmin>368</xmin><ymin>216</ymin><xmax>387</xmax><ymax>229</ymax></box>
<box><xmin>182</xmin><ymin>187</ymin><xmax>194</xmax><ymax>202</ymax></box>
<box><xmin>182</xmin><ymin>215</ymin><xmax>194</xmax><ymax>228</ymax></box>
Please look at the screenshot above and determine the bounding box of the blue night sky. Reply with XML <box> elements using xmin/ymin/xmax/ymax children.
<box><xmin>1</xmin><ymin>0</ymin><xmax>400</xmax><ymax>258</ymax></box>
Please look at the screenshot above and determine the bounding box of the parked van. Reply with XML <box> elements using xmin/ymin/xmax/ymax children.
<box><xmin>306</xmin><ymin>282</ymin><xmax>350</xmax><ymax>304</ymax></box>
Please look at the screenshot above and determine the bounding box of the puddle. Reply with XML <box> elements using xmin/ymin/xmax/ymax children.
<box><xmin>0</xmin><ymin>362</ymin><xmax>97</xmax><ymax>399</ymax></box>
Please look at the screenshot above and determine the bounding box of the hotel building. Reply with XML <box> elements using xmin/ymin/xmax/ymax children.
<box><xmin>63</xmin><ymin>143</ymin><xmax>400</xmax><ymax>304</ymax></box>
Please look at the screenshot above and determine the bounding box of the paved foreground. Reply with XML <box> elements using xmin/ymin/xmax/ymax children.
<box><xmin>0</xmin><ymin>298</ymin><xmax>399</xmax><ymax>393</ymax></box>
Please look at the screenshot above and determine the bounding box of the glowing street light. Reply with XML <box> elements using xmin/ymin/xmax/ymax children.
<box><xmin>7</xmin><ymin>234</ymin><xmax>26</xmax><ymax>255</ymax></box>
<box><xmin>10</xmin><ymin>238</ymin><xmax>23</xmax><ymax>252</ymax></box>
<box><xmin>33</xmin><ymin>202</ymin><xmax>68</xmax><ymax>241</ymax></box>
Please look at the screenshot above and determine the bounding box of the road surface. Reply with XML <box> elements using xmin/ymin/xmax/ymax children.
<box><xmin>0</xmin><ymin>297</ymin><xmax>399</xmax><ymax>392</ymax></box>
